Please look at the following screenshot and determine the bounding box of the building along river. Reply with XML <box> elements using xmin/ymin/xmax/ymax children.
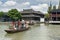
<box><xmin>0</xmin><ymin>23</ymin><xmax>60</xmax><ymax>40</ymax></box>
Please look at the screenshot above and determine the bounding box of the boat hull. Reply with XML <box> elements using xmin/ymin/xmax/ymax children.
<box><xmin>5</xmin><ymin>27</ymin><xmax>30</xmax><ymax>33</ymax></box>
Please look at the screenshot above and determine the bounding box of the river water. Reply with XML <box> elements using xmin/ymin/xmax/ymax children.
<box><xmin>0</xmin><ymin>23</ymin><xmax>60</xmax><ymax>40</ymax></box>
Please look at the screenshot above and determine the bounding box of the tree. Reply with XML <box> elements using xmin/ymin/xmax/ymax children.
<box><xmin>0</xmin><ymin>11</ymin><xmax>4</xmax><ymax>17</ymax></box>
<box><xmin>48</xmin><ymin>2</ymin><xmax>52</xmax><ymax>13</ymax></box>
<box><xmin>45</xmin><ymin>13</ymin><xmax>49</xmax><ymax>21</ymax></box>
<box><xmin>8</xmin><ymin>9</ymin><xmax>22</xmax><ymax>28</ymax></box>
<box><xmin>8</xmin><ymin>9</ymin><xmax>22</xmax><ymax>21</ymax></box>
<box><xmin>45</xmin><ymin>13</ymin><xmax>49</xmax><ymax>18</ymax></box>
<box><xmin>47</xmin><ymin>2</ymin><xmax>52</xmax><ymax>21</ymax></box>
<box><xmin>48</xmin><ymin>6</ymin><xmax>52</xmax><ymax>13</ymax></box>
<box><xmin>53</xmin><ymin>5</ymin><xmax>56</xmax><ymax>10</ymax></box>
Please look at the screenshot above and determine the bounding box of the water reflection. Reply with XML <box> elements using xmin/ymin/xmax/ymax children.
<box><xmin>48</xmin><ymin>24</ymin><xmax>60</xmax><ymax>40</ymax></box>
<box><xmin>39</xmin><ymin>23</ymin><xmax>50</xmax><ymax>40</ymax></box>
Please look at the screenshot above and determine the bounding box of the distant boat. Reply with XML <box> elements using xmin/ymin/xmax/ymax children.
<box><xmin>4</xmin><ymin>27</ymin><xmax>30</xmax><ymax>33</ymax></box>
<box><xmin>28</xmin><ymin>20</ymin><xmax>35</xmax><ymax>25</ymax></box>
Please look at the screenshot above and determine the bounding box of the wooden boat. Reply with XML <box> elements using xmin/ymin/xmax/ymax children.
<box><xmin>5</xmin><ymin>27</ymin><xmax>30</xmax><ymax>33</ymax></box>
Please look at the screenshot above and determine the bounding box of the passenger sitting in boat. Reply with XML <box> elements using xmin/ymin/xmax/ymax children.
<box><xmin>25</xmin><ymin>21</ymin><xmax>29</xmax><ymax>28</ymax></box>
<box><xmin>15</xmin><ymin>21</ymin><xmax>19</xmax><ymax>29</ymax></box>
<box><xmin>21</xmin><ymin>19</ymin><xmax>25</xmax><ymax>28</ymax></box>
<box><xmin>10</xmin><ymin>21</ymin><xmax>15</xmax><ymax>29</ymax></box>
<box><xmin>18</xmin><ymin>20</ymin><xmax>21</xmax><ymax>29</ymax></box>
<box><xmin>9</xmin><ymin>21</ymin><xmax>16</xmax><ymax>30</ymax></box>
<box><xmin>14</xmin><ymin>27</ymin><xmax>17</xmax><ymax>30</ymax></box>
<box><xmin>13</xmin><ymin>21</ymin><xmax>19</xmax><ymax>30</ymax></box>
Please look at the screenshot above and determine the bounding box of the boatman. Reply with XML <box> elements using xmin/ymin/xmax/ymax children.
<box><xmin>21</xmin><ymin>19</ymin><xmax>25</xmax><ymax>28</ymax></box>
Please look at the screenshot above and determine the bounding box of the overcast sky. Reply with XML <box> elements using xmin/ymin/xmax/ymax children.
<box><xmin>0</xmin><ymin>0</ymin><xmax>59</xmax><ymax>14</ymax></box>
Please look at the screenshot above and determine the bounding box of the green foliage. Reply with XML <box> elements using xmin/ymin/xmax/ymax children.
<box><xmin>0</xmin><ymin>11</ymin><xmax>4</xmax><ymax>17</ymax></box>
<box><xmin>45</xmin><ymin>13</ymin><xmax>49</xmax><ymax>18</ymax></box>
<box><xmin>45</xmin><ymin>13</ymin><xmax>50</xmax><ymax>21</ymax></box>
<box><xmin>48</xmin><ymin>3</ymin><xmax>52</xmax><ymax>13</ymax></box>
<box><xmin>48</xmin><ymin>6</ymin><xmax>52</xmax><ymax>13</ymax></box>
<box><xmin>53</xmin><ymin>5</ymin><xmax>56</xmax><ymax>10</ymax></box>
<box><xmin>8</xmin><ymin>9</ymin><xmax>22</xmax><ymax>21</ymax></box>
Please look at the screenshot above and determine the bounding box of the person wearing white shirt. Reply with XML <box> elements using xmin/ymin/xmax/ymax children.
<box><xmin>21</xmin><ymin>19</ymin><xmax>25</xmax><ymax>28</ymax></box>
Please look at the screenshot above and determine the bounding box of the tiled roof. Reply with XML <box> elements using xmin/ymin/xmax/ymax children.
<box><xmin>22</xmin><ymin>15</ymin><xmax>40</xmax><ymax>17</ymax></box>
<box><xmin>20</xmin><ymin>9</ymin><xmax>43</xmax><ymax>14</ymax></box>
